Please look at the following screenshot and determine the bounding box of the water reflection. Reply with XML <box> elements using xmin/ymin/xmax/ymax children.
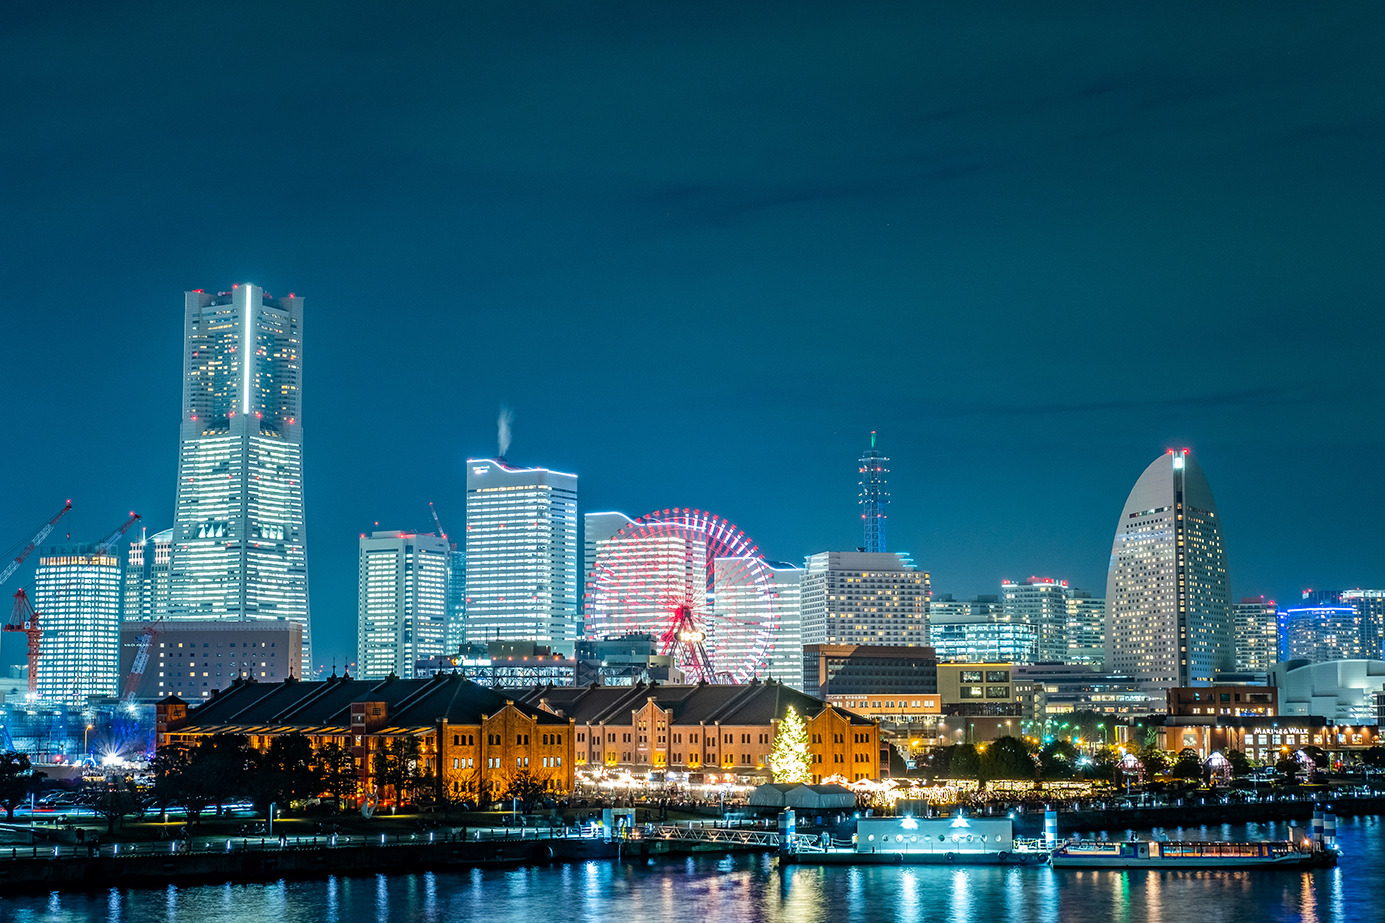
<box><xmin>2</xmin><ymin>820</ymin><xmax>1379</xmax><ymax>923</ymax></box>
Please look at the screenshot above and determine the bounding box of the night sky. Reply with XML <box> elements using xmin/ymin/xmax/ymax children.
<box><xmin>3</xmin><ymin>3</ymin><xmax>1382</xmax><ymax>676</ymax></box>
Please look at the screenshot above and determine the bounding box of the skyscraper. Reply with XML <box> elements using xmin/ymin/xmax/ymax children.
<box><xmin>123</xmin><ymin>527</ymin><xmax>173</xmax><ymax>622</ymax></box>
<box><xmin>1001</xmin><ymin>577</ymin><xmax>1069</xmax><ymax>662</ymax></box>
<box><xmin>34</xmin><ymin>543</ymin><xmax>122</xmax><ymax>701</ymax></box>
<box><xmin>1105</xmin><ymin>449</ymin><xmax>1231</xmax><ymax>689</ymax></box>
<box><xmin>464</xmin><ymin>458</ymin><xmax>578</xmax><ymax>645</ymax></box>
<box><xmin>1232</xmin><ymin>596</ymin><xmax>1279</xmax><ymax>672</ymax></box>
<box><xmin>858</xmin><ymin>432</ymin><xmax>889</xmax><ymax>553</ymax></box>
<box><xmin>357</xmin><ymin>531</ymin><xmax>450</xmax><ymax>678</ymax></box>
<box><xmin>799</xmin><ymin>551</ymin><xmax>929</xmax><ymax>647</ymax></box>
<box><xmin>168</xmin><ymin>285</ymin><xmax>310</xmax><ymax>673</ymax></box>
<box><xmin>1064</xmin><ymin>589</ymin><xmax>1106</xmax><ymax>668</ymax></box>
<box><xmin>1341</xmin><ymin>589</ymin><xmax>1385</xmax><ymax>660</ymax></box>
<box><xmin>1278</xmin><ymin>604</ymin><xmax>1364</xmax><ymax>663</ymax></box>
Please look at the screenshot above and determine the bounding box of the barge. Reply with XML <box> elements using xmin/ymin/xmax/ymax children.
<box><xmin>783</xmin><ymin>813</ymin><xmax>1049</xmax><ymax>866</ymax></box>
<box><xmin>1050</xmin><ymin>839</ymin><xmax>1336</xmax><ymax>869</ymax></box>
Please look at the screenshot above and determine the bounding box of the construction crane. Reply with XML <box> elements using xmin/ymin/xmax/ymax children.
<box><xmin>3</xmin><ymin>511</ymin><xmax>140</xmax><ymax>699</ymax></box>
<box><xmin>122</xmin><ymin>617</ymin><xmax>163</xmax><ymax>701</ymax></box>
<box><xmin>429</xmin><ymin>501</ymin><xmax>447</xmax><ymax>540</ymax></box>
<box><xmin>0</xmin><ymin>501</ymin><xmax>73</xmax><ymax>590</ymax></box>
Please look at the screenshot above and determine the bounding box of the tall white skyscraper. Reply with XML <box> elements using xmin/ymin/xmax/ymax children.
<box><xmin>799</xmin><ymin>551</ymin><xmax>929</xmax><ymax>647</ymax></box>
<box><xmin>464</xmin><ymin>459</ymin><xmax>578</xmax><ymax>645</ymax></box>
<box><xmin>585</xmin><ymin>512</ymin><xmax>706</xmax><ymax>642</ymax></box>
<box><xmin>123</xmin><ymin>527</ymin><xmax>173</xmax><ymax>622</ymax></box>
<box><xmin>357</xmin><ymin>531</ymin><xmax>450</xmax><ymax>678</ymax></box>
<box><xmin>34</xmin><ymin>543</ymin><xmax>122</xmax><ymax>701</ymax></box>
<box><xmin>168</xmin><ymin>285</ymin><xmax>311</xmax><ymax>673</ymax></box>
<box><xmin>1105</xmin><ymin>449</ymin><xmax>1231</xmax><ymax>689</ymax></box>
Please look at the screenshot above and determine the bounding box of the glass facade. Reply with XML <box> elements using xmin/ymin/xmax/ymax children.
<box><xmin>169</xmin><ymin>285</ymin><xmax>310</xmax><ymax>674</ymax></box>
<box><xmin>123</xmin><ymin>528</ymin><xmax>173</xmax><ymax>622</ymax></box>
<box><xmin>34</xmin><ymin>544</ymin><xmax>122</xmax><ymax>701</ymax></box>
<box><xmin>1001</xmin><ymin>577</ymin><xmax>1068</xmax><ymax>662</ymax></box>
<box><xmin>1232</xmin><ymin>596</ymin><xmax>1279</xmax><ymax>672</ymax></box>
<box><xmin>464</xmin><ymin>459</ymin><xmax>578</xmax><ymax>645</ymax></box>
<box><xmin>357</xmin><ymin>532</ymin><xmax>450</xmax><ymax>678</ymax></box>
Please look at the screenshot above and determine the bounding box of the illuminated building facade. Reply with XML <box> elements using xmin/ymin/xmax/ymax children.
<box><xmin>119</xmin><ymin>618</ymin><xmax>303</xmax><ymax>701</ymax></box>
<box><xmin>513</xmin><ymin>680</ymin><xmax>881</xmax><ymax>783</ymax></box>
<box><xmin>1001</xmin><ymin>577</ymin><xmax>1069</xmax><ymax>662</ymax></box>
<box><xmin>1279</xmin><ymin>605</ymin><xmax>1365</xmax><ymax>663</ymax></box>
<box><xmin>799</xmin><ymin>551</ymin><xmax>929</xmax><ymax>648</ymax></box>
<box><xmin>1341</xmin><ymin>589</ymin><xmax>1385</xmax><ymax>660</ymax></box>
<box><xmin>158</xmin><ymin>673</ymin><xmax>577</xmax><ymax>801</ymax></box>
<box><xmin>1105</xmin><ymin>449</ymin><xmax>1231</xmax><ymax>690</ymax></box>
<box><xmin>1064</xmin><ymin>590</ymin><xmax>1106</xmax><ymax>668</ymax></box>
<box><xmin>169</xmin><ymin>285</ymin><xmax>310</xmax><ymax>674</ymax></box>
<box><xmin>929</xmin><ymin>611</ymin><xmax>1036</xmax><ymax>665</ymax></box>
<box><xmin>1232</xmin><ymin>596</ymin><xmax>1280</xmax><ymax>673</ymax></box>
<box><xmin>858</xmin><ymin>431</ymin><xmax>889</xmax><ymax>553</ymax></box>
<box><xmin>464</xmin><ymin>459</ymin><xmax>578</xmax><ymax>645</ymax></box>
<box><xmin>123</xmin><ymin>527</ymin><xmax>173</xmax><ymax>622</ymax></box>
<box><xmin>357</xmin><ymin>531</ymin><xmax>450</xmax><ymax>678</ymax></box>
<box><xmin>34</xmin><ymin>543</ymin><xmax>122</xmax><ymax>701</ymax></box>
<box><xmin>585</xmin><ymin>512</ymin><xmax>707</xmax><ymax>643</ymax></box>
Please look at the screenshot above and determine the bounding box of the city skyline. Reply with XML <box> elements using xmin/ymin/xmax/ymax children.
<box><xmin>2</xmin><ymin>5</ymin><xmax>1383</xmax><ymax>676</ymax></box>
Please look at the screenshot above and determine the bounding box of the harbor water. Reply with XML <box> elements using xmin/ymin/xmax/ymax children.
<box><xmin>3</xmin><ymin>815</ymin><xmax>1380</xmax><ymax>923</ymax></box>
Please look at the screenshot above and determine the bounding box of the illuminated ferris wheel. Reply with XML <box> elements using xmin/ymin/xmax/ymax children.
<box><xmin>585</xmin><ymin>508</ymin><xmax>777</xmax><ymax>684</ymax></box>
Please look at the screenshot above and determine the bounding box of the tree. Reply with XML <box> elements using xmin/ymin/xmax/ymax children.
<box><xmin>1039</xmin><ymin>741</ymin><xmax>1078</xmax><ymax>780</ymax></box>
<box><xmin>1226</xmin><ymin>749</ymin><xmax>1254</xmax><ymax>778</ymax></box>
<box><xmin>189</xmin><ymin>735</ymin><xmax>257</xmax><ymax>816</ymax></box>
<box><xmin>769</xmin><ymin>706</ymin><xmax>812</xmax><ymax>784</ymax></box>
<box><xmin>1302</xmin><ymin>745</ymin><xmax>1328</xmax><ymax>770</ymax></box>
<box><xmin>950</xmin><ymin>744</ymin><xmax>981</xmax><ymax>780</ymax></box>
<box><xmin>504</xmin><ymin>768</ymin><xmax>546</xmax><ymax>813</ymax></box>
<box><xmin>1171</xmin><ymin>748</ymin><xmax>1202</xmax><ymax>780</ymax></box>
<box><xmin>1139</xmin><ymin>744</ymin><xmax>1170</xmax><ymax>777</ymax></box>
<box><xmin>316</xmin><ymin>743</ymin><xmax>356</xmax><ymax>809</ymax></box>
<box><xmin>250</xmin><ymin>732</ymin><xmax>317</xmax><ymax>817</ymax></box>
<box><xmin>1359</xmin><ymin>746</ymin><xmax>1385</xmax><ymax>770</ymax></box>
<box><xmin>149</xmin><ymin>742</ymin><xmax>197</xmax><ymax>817</ymax></box>
<box><xmin>0</xmin><ymin>751</ymin><xmax>40</xmax><ymax>821</ymax></box>
<box><xmin>980</xmin><ymin>736</ymin><xmax>1035</xmax><ymax>780</ymax></box>
<box><xmin>82</xmin><ymin>772</ymin><xmax>142</xmax><ymax>835</ymax></box>
<box><xmin>373</xmin><ymin>737</ymin><xmax>432</xmax><ymax>807</ymax></box>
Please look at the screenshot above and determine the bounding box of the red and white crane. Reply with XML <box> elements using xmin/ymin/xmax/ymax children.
<box><xmin>4</xmin><ymin>509</ymin><xmax>139</xmax><ymax>699</ymax></box>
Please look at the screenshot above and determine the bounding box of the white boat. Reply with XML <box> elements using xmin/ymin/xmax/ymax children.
<box><xmin>1050</xmin><ymin>839</ymin><xmax>1335</xmax><ymax>869</ymax></box>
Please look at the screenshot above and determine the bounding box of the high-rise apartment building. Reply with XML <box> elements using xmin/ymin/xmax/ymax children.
<box><xmin>123</xmin><ymin>527</ymin><xmax>173</xmax><ymax>622</ymax></box>
<box><xmin>799</xmin><ymin>551</ymin><xmax>929</xmax><ymax>648</ymax></box>
<box><xmin>464</xmin><ymin>459</ymin><xmax>578</xmax><ymax>645</ymax></box>
<box><xmin>1105</xmin><ymin>449</ymin><xmax>1231</xmax><ymax>689</ymax></box>
<box><xmin>34</xmin><ymin>543</ymin><xmax>122</xmax><ymax>701</ymax></box>
<box><xmin>1339</xmin><ymin>589</ymin><xmax>1385</xmax><ymax>660</ymax></box>
<box><xmin>1064</xmin><ymin>590</ymin><xmax>1106</xmax><ymax>668</ymax></box>
<box><xmin>168</xmin><ymin>285</ymin><xmax>310</xmax><ymax>673</ymax></box>
<box><xmin>1001</xmin><ymin>577</ymin><xmax>1069</xmax><ymax>662</ymax></box>
<box><xmin>1279</xmin><ymin>605</ymin><xmax>1364</xmax><ymax>664</ymax></box>
<box><xmin>713</xmin><ymin>558</ymin><xmax>803</xmax><ymax>689</ymax></box>
<box><xmin>357</xmin><ymin>531</ymin><xmax>450</xmax><ymax>678</ymax></box>
<box><xmin>858</xmin><ymin>432</ymin><xmax>889</xmax><ymax>553</ymax></box>
<box><xmin>1232</xmin><ymin>596</ymin><xmax>1279</xmax><ymax>673</ymax></box>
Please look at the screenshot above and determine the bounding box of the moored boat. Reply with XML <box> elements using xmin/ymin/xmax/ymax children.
<box><xmin>1050</xmin><ymin>838</ymin><xmax>1336</xmax><ymax>869</ymax></box>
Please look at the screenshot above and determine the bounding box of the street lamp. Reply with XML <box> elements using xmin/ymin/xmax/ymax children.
<box><xmin>84</xmin><ymin>724</ymin><xmax>94</xmax><ymax>761</ymax></box>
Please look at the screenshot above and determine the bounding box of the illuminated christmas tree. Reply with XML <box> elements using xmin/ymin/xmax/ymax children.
<box><xmin>769</xmin><ymin>705</ymin><xmax>812</xmax><ymax>783</ymax></box>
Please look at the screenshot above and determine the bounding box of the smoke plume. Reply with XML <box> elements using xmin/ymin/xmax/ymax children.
<box><xmin>497</xmin><ymin>404</ymin><xmax>514</xmax><ymax>458</ymax></box>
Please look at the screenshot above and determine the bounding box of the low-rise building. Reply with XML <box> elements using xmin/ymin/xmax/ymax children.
<box><xmin>157</xmin><ymin>672</ymin><xmax>576</xmax><ymax>802</ymax></box>
<box><xmin>511</xmin><ymin>679</ymin><xmax>882</xmax><ymax>784</ymax></box>
<box><xmin>802</xmin><ymin>643</ymin><xmax>937</xmax><ymax>700</ymax></box>
<box><xmin>1167</xmin><ymin>684</ymin><xmax>1277</xmax><ymax>717</ymax></box>
<box><xmin>1134</xmin><ymin>715</ymin><xmax>1380</xmax><ymax>764</ymax></box>
<box><xmin>120</xmin><ymin>619</ymin><xmax>304</xmax><ymax>702</ymax></box>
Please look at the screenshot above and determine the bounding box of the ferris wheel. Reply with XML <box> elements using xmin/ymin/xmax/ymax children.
<box><xmin>585</xmin><ymin>508</ymin><xmax>777</xmax><ymax>684</ymax></box>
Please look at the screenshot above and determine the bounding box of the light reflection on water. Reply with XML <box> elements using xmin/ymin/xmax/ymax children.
<box><xmin>0</xmin><ymin>818</ymin><xmax>1376</xmax><ymax>923</ymax></box>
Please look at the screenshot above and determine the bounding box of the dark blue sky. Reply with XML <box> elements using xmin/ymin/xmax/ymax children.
<box><xmin>2</xmin><ymin>2</ymin><xmax>1382</xmax><ymax>675</ymax></box>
